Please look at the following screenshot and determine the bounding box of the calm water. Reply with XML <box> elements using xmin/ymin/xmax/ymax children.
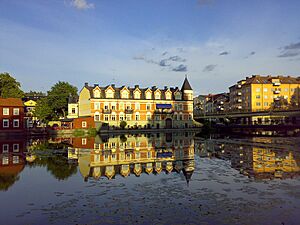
<box><xmin>0</xmin><ymin>132</ymin><xmax>299</xmax><ymax>225</ymax></box>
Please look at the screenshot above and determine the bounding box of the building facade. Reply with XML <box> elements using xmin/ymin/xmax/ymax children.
<box><xmin>229</xmin><ymin>75</ymin><xmax>300</xmax><ymax>112</ymax></box>
<box><xmin>75</xmin><ymin>77</ymin><xmax>194</xmax><ymax>129</ymax></box>
<box><xmin>0</xmin><ymin>98</ymin><xmax>24</xmax><ymax>132</ymax></box>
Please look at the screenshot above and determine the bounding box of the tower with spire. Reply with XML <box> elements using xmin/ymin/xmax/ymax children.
<box><xmin>181</xmin><ymin>75</ymin><xmax>193</xmax><ymax>101</ymax></box>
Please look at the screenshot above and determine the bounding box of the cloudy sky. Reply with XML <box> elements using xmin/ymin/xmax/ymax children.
<box><xmin>1</xmin><ymin>0</ymin><xmax>300</xmax><ymax>95</ymax></box>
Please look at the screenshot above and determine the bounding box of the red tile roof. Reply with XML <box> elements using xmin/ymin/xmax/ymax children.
<box><xmin>0</xmin><ymin>98</ymin><xmax>24</xmax><ymax>107</ymax></box>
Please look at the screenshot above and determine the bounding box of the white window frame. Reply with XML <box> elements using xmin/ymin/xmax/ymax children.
<box><xmin>82</xmin><ymin>138</ymin><xmax>87</xmax><ymax>145</ymax></box>
<box><xmin>13</xmin><ymin>108</ymin><xmax>20</xmax><ymax>115</ymax></box>
<box><xmin>13</xmin><ymin>155</ymin><xmax>19</xmax><ymax>164</ymax></box>
<box><xmin>13</xmin><ymin>119</ymin><xmax>19</xmax><ymax>128</ymax></box>
<box><xmin>13</xmin><ymin>144</ymin><xmax>19</xmax><ymax>152</ymax></box>
<box><xmin>2</xmin><ymin>144</ymin><xmax>9</xmax><ymax>153</ymax></box>
<box><xmin>3</xmin><ymin>119</ymin><xmax>9</xmax><ymax>128</ymax></box>
<box><xmin>82</xmin><ymin>121</ymin><xmax>87</xmax><ymax>128</ymax></box>
<box><xmin>3</xmin><ymin>108</ymin><xmax>9</xmax><ymax>116</ymax></box>
<box><xmin>2</xmin><ymin>156</ymin><xmax>9</xmax><ymax>165</ymax></box>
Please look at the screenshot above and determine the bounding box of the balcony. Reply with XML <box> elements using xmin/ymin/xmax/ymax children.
<box><xmin>125</xmin><ymin>109</ymin><xmax>134</xmax><ymax>114</ymax></box>
<box><xmin>154</xmin><ymin>109</ymin><xmax>174</xmax><ymax>114</ymax></box>
<box><xmin>237</xmin><ymin>92</ymin><xmax>242</xmax><ymax>96</ymax></box>
<box><xmin>274</xmin><ymin>90</ymin><xmax>280</xmax><ymax>94</ymax></box>
<box><xmin>102</xmin><ymin>109</ymin><xmax>112</xmax><ymax>114</ymax></box>
<box><xmin>273</xmin><ymin>82</ymin><xmax>281</xmax><ymax>86</ymax></box>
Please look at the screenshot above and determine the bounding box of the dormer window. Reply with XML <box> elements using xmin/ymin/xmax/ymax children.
<box><xmin>106</xmin><ymin>89</ymin><xmax>114</xmax><ymax>98</ymax></box>
<box><xmin>155</xmin><ymin>91</ymin><xmax>161</xmax><ymax>100</ymax></box>
<box><xmin>121</xmin><ymin>88</ymin><xmax>130</xmax><ymax>99</ymax></box>
<box><xmin>175</xmin><ymin>92</ymin><xmax>182</xmax><ymax>100</ymax></box>
<box><xmin>165</xmin><ymin>91</ymin><xmax>172</xmax><ymax>100</ymax></box>
<box><xmin>94</xmin><ymin>89</ymin><xmax>101</xmax><ymax>98</ymax></box>
<box><xmin>145</xmin><ymin>90</ymin><xmax>152</xmax><ymax>99</ymax></box>
<box><xmin>134</xmin><ymin>91</ymin><xmax>141</xmax><ymax>99</ymax></box>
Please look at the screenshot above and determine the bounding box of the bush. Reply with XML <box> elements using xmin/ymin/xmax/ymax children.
<box><xmin>73</xmin><ymin>129</ymin><xmax>85</xmax><ymax>137</ymax></box>
<box><xmin>120</xmin><ymin>120</ymin><xmax>127</xmax><ymax>129</ymax></box>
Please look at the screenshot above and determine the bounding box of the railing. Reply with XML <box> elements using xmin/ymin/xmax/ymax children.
<box><xmin>154</xmin><ymin>109</ymin><xmax>174</xmax><ymax>114</ymax></box>
<box><xmin>125</xmin><ymin>109</ymin><xmax>134</xmax><ymax>114</ymax></box>
<box><xmin>102</xmin><ymin>109</ymin><xmax>112</xmax><ymax>114</ymax></box>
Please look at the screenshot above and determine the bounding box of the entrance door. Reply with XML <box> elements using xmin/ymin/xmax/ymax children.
<box><xmin>165</xmin><ymin>118</ymin><xmax>172</xmax><ymax>129</ymax></box>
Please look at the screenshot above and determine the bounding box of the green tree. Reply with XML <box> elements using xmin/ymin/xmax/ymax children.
<box><xmin>120</xmin><ymin>120</ymin><xmax>127</xmax><ymax>129</ymax></box>
<box><xmin>34</xmin><ymin>98</ymin><xmax>53</xmax><ymax>123</ymax></box>
<box><xmin>0</xmin><ymin>72</ymin><xmax>24</xmax><ymax>98</ymax></box>
<box><xmin>47</xmin><ymin>81</ymin><xmax>78</xmax><ymax>118</ymax></box>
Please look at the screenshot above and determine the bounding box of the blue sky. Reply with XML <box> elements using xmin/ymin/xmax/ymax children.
<box><xmin>1</xmin><ymin>0</ymin><xmax>300</xmax><ymax>95</ymax></box>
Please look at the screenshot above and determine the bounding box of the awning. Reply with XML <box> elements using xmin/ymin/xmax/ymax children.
<box><xmin>156</xmin><ymin>104</ymin><xmax>172</xmax><ymax>109</ymax></box>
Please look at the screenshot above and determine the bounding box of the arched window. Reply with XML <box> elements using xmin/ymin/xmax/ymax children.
<box><xmin>94</xmin><ymin>89</ymin><xmax>101</xmax><ymax>98</ymax></box>
<box><xmin>134</xmin><ymin>91</ymin><xmax>141</xmax><ymax>99</ymax></box>
<box><xmin>146</xmin><ymin>91</ymin><xmax>152</xmax><ymax>99</ymax></box>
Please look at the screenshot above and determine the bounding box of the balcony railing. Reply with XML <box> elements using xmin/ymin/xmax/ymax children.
<box><xmin>102</xmin><ymin>109</ymin><xmax>112</xmax><ymax>114</ymax></box>
<box><xmin>125</xmin><ymin>109</ymin><xmax>134</xmax><ymax>114</ymax></box>
<box><xmin>154</xmin><ymin>109</ymin><xmax>174</xmax><ymax>114</ymax></box>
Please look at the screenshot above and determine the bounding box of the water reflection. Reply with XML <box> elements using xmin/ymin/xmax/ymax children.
<box><xmin>67</xmin><ymin>133</ymin><xmax>195</xmax><ymax>184</ymax></box>
<box><xmin>195</xmin><ymin>137</ymin><xmax>300</xmax><ymax>179</ymax></box>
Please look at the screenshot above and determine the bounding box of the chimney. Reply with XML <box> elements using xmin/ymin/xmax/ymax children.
<box><xmin>94</xmin><ymin>84</ymin><xmax>98</xmax><ymax>87</ymax></box>
<box><xmin>164</xmin><ymin>86</ymin><xmax>168</xmax><ymax>90</ymax></box>
<box><xmin>135</xmin><ymin>85</ymin><xmax>139</xmax><ymax>89</ymax></box>
<box><xmin>111</xmin><ymin>84</ymin><xmax>115</xmax><ymax>88</ymax></box>
<box><xmin>152</xmin><ymin>86</ymin><xmax>156</xmax><ymax>89</ymax></box>
<box><xmin>84</xmin><ymin>82</ymin><xmax>88</xmax><ymax>87</ymax></box>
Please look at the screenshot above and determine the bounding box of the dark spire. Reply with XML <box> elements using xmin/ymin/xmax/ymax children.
<box><xmin>181</xmin><ymin>75</ymin><xmax>192</xmax><ymax>91</ymax></box>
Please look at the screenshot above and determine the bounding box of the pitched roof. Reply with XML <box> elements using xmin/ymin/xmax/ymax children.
<box><xmin>0</xmin><ymin>98</ymin><xmax>24</xmax><ymax>107</ymax></box>
<box><xmin>181</xmin><ymin>77</ymin><xmax>193</xmax><ymax>91</ymax></box>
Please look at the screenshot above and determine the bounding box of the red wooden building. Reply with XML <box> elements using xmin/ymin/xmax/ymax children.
<box><xmin>0</xmin><ymin>98</ymin><xmax>24</xmax><ymax>132</ymax></box>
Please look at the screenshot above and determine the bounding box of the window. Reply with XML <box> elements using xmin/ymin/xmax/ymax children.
<box><xmin>3</xmin><ymin>108</ymin><xmax>9</xmax><ymax>115</ymax></box>
<box><xmin>104</xmin><ymin>104</ymin><xmax>109</xmax><ymax>110</ymax></box>
<box><xmin>13</xmin><ymin>119</ymin><xmax>19</xmax><ymax>128</ymax></box>
<box><xmin>126</xmin><ymin>115</ymin><xmax>131</xmax><ymax>121</ymax></box>
<box><xmin>111</xmin><ymin>104</ymin><xmax>116</xmax><ymax>110</ymax></box>
<box><xmin>146</xmin><ymin>103</ymin><xmax>151</xmax><ymax>110</ymax></box>
<box><xmin>72</xmin><ymin>108</ymin><xmax>76</xmax><ymax>114</ymax></box>
<box><xmin>13</xmin><ymin>108</ymin><xmax>19</xmax><ymax>115</ymax></box>
<box><xmin>264</xmin><ymin>102</ymin><xmax>268</xmax><ymax>106</ymax></box>
<box><xmin>2</xmin><ymin>157</ymin><xmax>9</xmax><ymax>165</ymax></box>
<box><xmin>165</xmin><ymin>92</ymin><xmax>171</xmax><ymax>100</ymax></box>
<box><xmin>94</xmin><ymin>114</ymin><xmax>100</xmax><ymax>121</ymax></box>
<box><xmin>111</xmin><ymin>115</ymin><xmax>116</xmax><ymax>121</ymax></box>
<box><xmin>264</xmin><ymin>95</ymin><xmax>268</xmax><ymax>99</ymax></box>
<box><xmin>155</xmin><ymin>92</ymin><xmax>160</xmax><ymax>100</ymax></box>
<box><xmin>82</xmin><ymin>138</ymin><xmax>87</xmax><ymax>145</ymax></box>
<box><xmin>119</xmin><ymin>114</ymin><xmax>124</xmax><ymax>121</ymax></box>
<box><xmin>263</xmin><ymin>88</ymin><xmax>268</xmax><ymax>92</ymax></box>
<box><xmin>82</xmin><ymin>121</ymin><xmax>87</xmax><ymax>128</ymax></box>
<box><xmin>13</xmin><ymin>144</ymin><xmax>19</xmax><ymax>152</ymax></box>
<box><xmin>2</xmin><ymin>144</ymin><xmax>9</xmax><ymax>153</ymax></box>
<box><xmin>256</xmin><ymin>88</ymin><xmax>261</xmax><ymax>92</ymax></box>
<box><xmin>104</xmin><ymin>115</ymin><xmax>109</xmax><ymax>121</ymax></box>
<box><xmin>284</xmin><ymin>88</ymin><xmax>288</xmax><ymax>92</ymax></box>
<box><xmin>3</xmin><ymin>119</ymin><xmax>9</xmax><ymax>128</ymax></box>
<box><xmin>147</xmin><ymin>114</ymin><xmax>151</xmax><ymax>120</ymax></box>
<box><xmin>121</xmin><ymin>90</ymin><xmax>129</xmax><ymax>99</ymax></box>
<box><xmin>256</xmin><ymin>95</ymin><xmax>260</xmax><ymax>99</ymax></box>
<box><xmin>134</xmin><ymin>91</ymin><xmax>141</xmax><ymax>99</ymax></box>
<box><xmin>106</xmin><ymin>89</ymin><xmax>114</xmax><ymax>98</ymax></box>
<box><xmin>94</xmin><ymin>102</ymin><xmax>100</xmax><ymax>110</ymax></box>
<box><xmin>256</xmin><ymin>102</ymin><xmax>261</xmax><ymax>106</ymax></box>
<box><xmin>13</xmin><ymin>156</ymin><xmax>19</xmax><ymax>164</ymax></box>
<box><xmin>146</xmin><ymin>91</ymin><xmax>152</xmax><ymax>99</ymax></box>
<box><xmin>94</xmin><ymin>89</ymin><xmax>101</xmax><ymax>98</ymax></box>
<box><xmin>135</xmin><ymin>114</ymin><xmax>140</xmax><ymax>121</ymax></box>
<box><xmin>135</xmin><ymin>103</ymin><xmax>140</xmax><ymax>110</ymax></box>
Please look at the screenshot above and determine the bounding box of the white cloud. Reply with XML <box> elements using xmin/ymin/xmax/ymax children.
<box><xmin>71</xmin><ymin>0</ymin><xmax>94</xmax><ymax>10</ymax></box>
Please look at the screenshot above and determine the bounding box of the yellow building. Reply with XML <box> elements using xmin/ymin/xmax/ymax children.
<box><xmin>76</xmin><ymin>77</ymin><xmax>194</xmax><ymax>129</ymax></box>
<box><xmin>229</xmin><ymin>75</ymin><xmax>300</xmax><ymax>112</ymax></box>
<box><xmin>23</xmin><ymin>99</ymin><xmax>37</xmax><ymax>127</ymax></box>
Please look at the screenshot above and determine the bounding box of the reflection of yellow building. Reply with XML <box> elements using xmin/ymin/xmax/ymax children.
<box><xmin>201</xmin><ymin>137</ymin><xmax>300</xmax><ymax>179</ymax></box>
<box><xmin>69</xmin><ymin>133</ymin><xmax>195</xmax><ymax>184</ymax></box>
<box><xmin>229</xmin><ymin>75</ymin><xmax>300</xmax><ymax>113</ymax></box>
